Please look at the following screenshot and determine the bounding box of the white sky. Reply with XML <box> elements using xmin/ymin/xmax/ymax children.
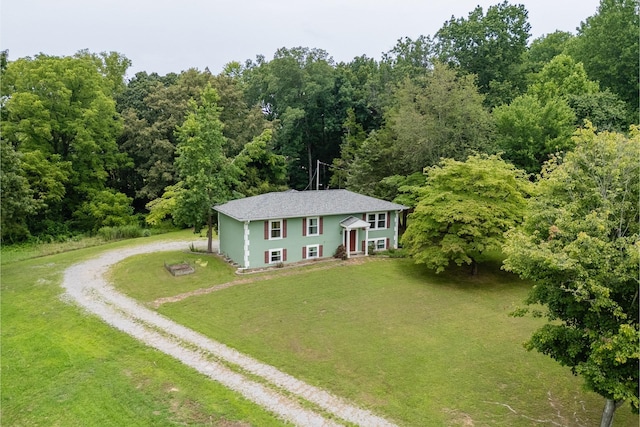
<box><xmin>1</xmin><ymin>0</ymin><xmax>601</xmax><ymax>77</ymax></box>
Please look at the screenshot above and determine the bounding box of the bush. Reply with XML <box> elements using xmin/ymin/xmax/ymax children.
<box><xmin>334</xmin><ymin>244</ymin><xmax>347</xmax><ymax>260</ymax></box>
<box><xmin>97</xmin><ymin>225</ymin><xmax>147</xmax><ymax>241</ymax></box>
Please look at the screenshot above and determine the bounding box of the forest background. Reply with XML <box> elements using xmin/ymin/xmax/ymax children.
<box><xmin>1</xmin><ymin>0</ymin><xmax>638</xmax><ymax>242</ymax></box>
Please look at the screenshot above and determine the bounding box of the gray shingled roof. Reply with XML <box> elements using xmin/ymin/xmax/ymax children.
<box><xmin>214</xmin><ymin>189</ymin><xmax>407</xmax><ymax>221</ymax></box>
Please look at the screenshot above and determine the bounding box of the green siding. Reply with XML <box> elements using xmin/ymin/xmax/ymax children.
<box><xmin>218</xmin><ymin>213</ymin><xmax>245</xmax><ymax>266</ymax></box>
<box><xmin>220</xmin><ymin>210</ymin><xmax>402</xmax><ymax>269</ymax></box>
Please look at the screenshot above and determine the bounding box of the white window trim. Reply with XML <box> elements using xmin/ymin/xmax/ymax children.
<box><xmin>306</xmin><ymin>244</ymin><xmax>320</xmax><ymax>259</ymax></box>
<box><xmin>306</xmin><ymin>216</ymin><xmax>319</xmax><ymax>236</ymax></box>
<box><xmin>269</xmin><ymin>219</ymin><xmax>283</xmax><ymax>240</ymax></box>
<box><xmin>269</xmin><ymin>248</ymin><xmax>283</xmax><ymax>264</ymax></box>
<box><xmin>367</xmin><ymin>212</ymin><xmax>387</xmax><ymax>230</ymax></box>
<box><xmin>367</xmin><ymin>238</ymin><xmax>386</xmax><ymax>251</ymax></box>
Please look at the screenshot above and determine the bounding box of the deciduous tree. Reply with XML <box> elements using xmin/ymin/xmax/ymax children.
<box><xmin>233</xmin><ymin>129</ymin><xmax>288</xmax><ymax>196</ymax></box>
<box><xmin>172</xmin><ymin>85</ymin><xmax>240</xmax><ymax>252</ymax></box>
<box><xmin>387</xmin><ymin>63</ymin><xmax>495</xmax><ymax>173</ymax></box>
<box><xmin>243</xmin><ymin>47</ymin><xmax>342</xmax><ymax>189</ymax></box>
<box><xmin>402</xmin><ymin>154</ymin><xmax>531</xmax><ymax>275</ymax></box>
<box><xmin>1</xmin><ymin>53</ymin><xmax>132</xmax><ymax>236</ymax></box>
<box><xmin>568</xmin><ymin>0</ymin><xmax>639</xmax><ymax>118</ymax></box>
<box><xmin>503</xmin><ymin>124</ymin><xmax>639</xmax><ymax>427</ymax></box>
<box><xmin>435</xmin><ymin>1</ymin><xmax>531</xmax><ymax>107</ymax></box>
<box><xmin>0</xmin><ymin>139</ymin><xmax>39</xmax><ymax>241</ymax></box>
<box><xmin>494</xmin><ymin>94</ymin><xmax>576</xmax><ymax>173</ymax></box>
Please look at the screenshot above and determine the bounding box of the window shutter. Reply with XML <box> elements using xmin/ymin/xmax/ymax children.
<box><xmin>283</xmin><ymin>248</ymin><xmax>287</xmax><ymax>261</ymax></box>
<box><xmin>283</xmin><ymin>219</ymin><xmax>287</xmax><ymax>238</ymax></box>
<box><xmin>264</xmin><ymin>250</ymin><xmax>269</xmax><ymax>264</ymax></box>
<box><xmin>264</xmin><ymin>221</ymin><xmax>269</xmax><ymax>239</ymax></box>
<box><xmin>319</xmin><ymin>245</ymin><xmax>323</xmax><ymax>257</ymax></box>
<box><xmin>361</xmin><ymin>240</ymin><xmax>365</xmax><ymax>252</ymax></box>
<box><xmin>386</xmin><ymin>238</ymin><xmax>390</xmax><ymax>249</ymax></box>
<box><xmin>302</xmin><ymin>246</ymin><xmax>307</xmax><ymax>259</ymax></box>
<box><xmin>387</xmin><ymin>211</ymin><xmax>391</xmax><ymax>228</ymax></box>
<box><xmin>302</xmin><ymin>218</ymin><xmax>307</xmax><ymax>236</ymax></box>
<box><xmin>362</xmin><ymin>213</ymin><xmax>366</xmax><ymax>221</ymax></box>
<box><xmin>319</xmin><ymin>217</ymin><xmax>323</xmax><ymax>235</ymax></box>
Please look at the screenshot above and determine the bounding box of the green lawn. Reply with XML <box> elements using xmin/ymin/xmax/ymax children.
<box><xmin>1</xmin><ymin>232</ymin><xmax>285</xmax><ymax>426</ymax></box>
<box><xmin>138</xmin><ymin>256</ymin><xmax>637</xmax><ymax>427</ymax></box>
<box><xmin>108</xmin><ymin>251</ymin><xmax>238</xmax><ymax>302</ymax></box>
<box><xmin>4</xmin><ymin>232</ymin><xmax>638</xmax><ymax>426</ymax></box>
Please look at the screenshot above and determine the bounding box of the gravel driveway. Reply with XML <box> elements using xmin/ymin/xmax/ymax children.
<box><xmin>61</xmin><ymin>239</ymin><xmax>397</xmax><ymax>427</ymax></box>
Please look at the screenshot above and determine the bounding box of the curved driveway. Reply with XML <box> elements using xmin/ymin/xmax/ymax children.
<box><xmin>61</xmin><ymin>240</ymin><xmax>396</xmax><ymax>427</ymax></box>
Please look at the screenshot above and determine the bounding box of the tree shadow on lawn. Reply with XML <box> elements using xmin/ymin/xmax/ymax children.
<box><xmin>396</xmin><ymin>254</ymin><xmax>529</xmax><ymax>293</ymax></box>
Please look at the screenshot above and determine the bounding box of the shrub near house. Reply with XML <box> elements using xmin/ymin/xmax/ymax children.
<box><xmin>214</xmin><ymin>190</ymin><xmax>407</xmax><ymax>269</ymax></box>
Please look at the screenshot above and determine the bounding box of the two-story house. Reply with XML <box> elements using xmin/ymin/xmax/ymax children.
<box><xmin>213</xmin><ymin>189</ymin><xmax>408</xmax><ymax>270</ymax></box>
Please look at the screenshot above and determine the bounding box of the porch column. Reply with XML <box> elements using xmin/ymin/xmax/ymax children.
<box><xmin>364</xmin><ymin>227</ymin><xmax>369</xmax><ymax>256</ymax></box>
<box><xmin>346</xmin><ymin>228</ymin><xmax>351</xmax><ymax>259</ymax></box>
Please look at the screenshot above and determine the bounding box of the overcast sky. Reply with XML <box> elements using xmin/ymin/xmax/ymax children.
<box><xmin>1</xmin><ymin>0</ymin><xmax>601</xmax><ymax>77</ymax></box>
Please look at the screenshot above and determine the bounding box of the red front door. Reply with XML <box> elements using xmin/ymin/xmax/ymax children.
<box><xmin>349</xmin><ymin>230</ymin><xmax>357</xmax><ymax>252</ymax></box>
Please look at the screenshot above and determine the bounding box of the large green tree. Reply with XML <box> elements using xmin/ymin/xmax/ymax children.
<box><xmin>1</xmin><ymin>52</ymin><xmax>131</xmax><ymax>236</ymax></box>
<box><xmin>172</xmin><ymin>85</ymin><xmax>240</xmax><ymax>252</ymax></box>
<box><xmin>387</xmin><ymin>63</ymin><xmax>495</xmax><ymax>173</ymax></box>
<box><xmin>345</xmin><ymin>63</ymin><xmax>494</xmax><ymax>197</ymax></box>
<box><xmin>117</xmin><ymin>69</ymin><xmax>211</xmax><ymax>205</ymax></box>
<box><xmin>494</xmin><ymin>94</ymin><xmax>576</xmax><ymax>174</ymax></box>
<box><xmin>568</xmin><ymin>0</ymin><xmax>639</xmax><ymax>119</ymax></box>
<box><xmin>495</xmin><ymin>52</ymin><xmax>630</xmax><ymax>173</ymax></box>
<box><xmin>329</xmin><ymin>108</ymin><xmax>367</xmax><ymax>189</ymax></box>
<box><xmin>503</xmin><ymin>124</ymin><xmax>639</xmax><ymax>427</ymax></box>
<box><xmin>0</xmin><ymin>139</ymin><xmax>40</xmax><ymax>241</ymax></box>
<box><xmin>526</xmin><ymin>52</ymin><xmax>628</xmax><ymax>131</ymax></box>
<box><xmin>335</xmin><ymin>54</ymin><xmax>387</xmax><ymax>133</ymax></box>
<box><xmin>435</xmin><ymin>1</ymin><xmax>531</xmax><ymax>107</ymax></box>
<box><xmin>233</xmin><ymin>129</ymin><xmax>288</xmax><ymax>196</ymax></box>
<box><xmin>243</xmin><ymin>47</ymin><xmax>342</xmax><ymax>189</ymax></box>
<box><xmin>521</xmin><ymin>31</ymin><xmax>574</xmax><ymax>78</ymax></box>
<box><xmin>401</xmin><ymin>154</ymin><xmax>531</xmax><ymax>275</ymax></box>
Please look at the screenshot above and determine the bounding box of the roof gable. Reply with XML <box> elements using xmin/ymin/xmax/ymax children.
<box><xmin>214</xmin><ymin>189</ymin><xmax>407</xmax><ymax>221</ymax></box>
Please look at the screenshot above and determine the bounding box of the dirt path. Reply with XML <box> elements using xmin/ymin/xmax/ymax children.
<box><xmin>150</xmin><ymin>257</ymin><xmax>371</xmax><ymax>308</ymax></box>
<box><xmin>61</xmin><ymin>239</ymin><xmax>397</xmax><ymax>427</ymax></box>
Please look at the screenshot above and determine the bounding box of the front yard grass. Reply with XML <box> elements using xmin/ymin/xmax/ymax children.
<box><xmin>1</xmin><ymin>233</ymin><xmax>285</xmax><ymax>426</ymax></box>
<box><xmin>145</xmin><ymin>256</ymin><xmax>638</xmax><ymax>426</ymax></box>
<box><xmin>108</xmin><ymin>251</ymin><xmax>237</xmax><ymax>301</ymax></box>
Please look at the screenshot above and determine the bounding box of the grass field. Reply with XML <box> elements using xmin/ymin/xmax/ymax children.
<box><xmin>3</xmin><ymin>231</ymin><xmax>638</xmax><ymax>426</ymax></box>
<box><xmin>1</xmin><ymin>231</ymin><xmax>285</xmax><ymax>426</ymax></box>
<box><xmin>111</xmin><ymin>250</ymin><xmax>638</xmax><ymax>426</ymax></box>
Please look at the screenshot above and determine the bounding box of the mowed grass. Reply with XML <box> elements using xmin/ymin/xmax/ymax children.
<box><xmin>1</xmin><ymin>232</ymin><xmax>285</xmax><ymax>426</ymax></box>
<box><xmin>108</xmin><ymin>251</ymin><xmax>238</xmax><ymax>301</ymax></box>
<box><xmin>144</xmin><ymin>257</ymin><xmax>639</xmax><ymax>426</ymax></box>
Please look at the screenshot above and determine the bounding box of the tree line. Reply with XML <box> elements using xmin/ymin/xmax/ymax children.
<box><xmin>1</xmin><ymin>0</ymin><xmax>637</xmax><ymax>242</ymax></box>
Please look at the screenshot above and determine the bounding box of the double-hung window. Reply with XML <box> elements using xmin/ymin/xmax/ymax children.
<box><xmin>303</xmin><ymin>216</ymin><xmax>322</xmax><ymax>236</ymax></box>
<box><xmin>265</xmin><ymin>248</ymin><xmax>286</xmax><ymax>264</ymax></box>
<box><xmin>367</xmin><ymin>212</ymin><xmax>387</xmax><ymax>229</ymax></box>
<box><xmin>270</xmin><ymin>249</ymin><xmax>282</xmax><ymax>263</ymax></box>
<box><xmin>368</xmin><ymin>238</ymin><xmax>387</xmax><ymax>251</ymax></box>
<box><xmin>270</xmin><ymin>220</ymin><xmax>282</xmax><ymax>239</ymax></box>
<box><xmin>307</xmin><ymin>217</ymin><xmax>319</xmax><ymax>236</ymax></box>
<box><xmin>307</xmin><ymin>244</ymin><xmax>319</xmax><ymax>259</ymax></box>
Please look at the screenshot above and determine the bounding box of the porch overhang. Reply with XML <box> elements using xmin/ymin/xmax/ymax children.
<box><xmin>340</xmin><ymin>216</ymin><xmax>370</xmax><ymax>258</ymax></box>
<box><xmin>340</xmin><ymin>216</ymin><xmax>369</xmax><ymax>230</ymax></box>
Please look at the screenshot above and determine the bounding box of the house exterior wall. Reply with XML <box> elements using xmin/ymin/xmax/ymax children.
<box><xmin>217</xmin><ymin>212</ymin><xmax>245</xmax><ymax>266</ymax></box>
<box><xmin>219</xmin><ymin>210</ymin><xmax>402</xmax><ymax>270</ymax></box>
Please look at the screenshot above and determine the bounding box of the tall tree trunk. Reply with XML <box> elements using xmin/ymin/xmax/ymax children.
<box><xmin>600</xmin><ymin>398</ymin><xmax>623</xmax><ymax>427</ymax></box>
<box><xmin>470</xmin><ymin>259</ymin><xmax>478</xmax><ymax>276</ymax></box>
<box><xmin>207</xmin><ymin>209</ymin><xmax>213</xmax><ymax>253</ymax></box>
